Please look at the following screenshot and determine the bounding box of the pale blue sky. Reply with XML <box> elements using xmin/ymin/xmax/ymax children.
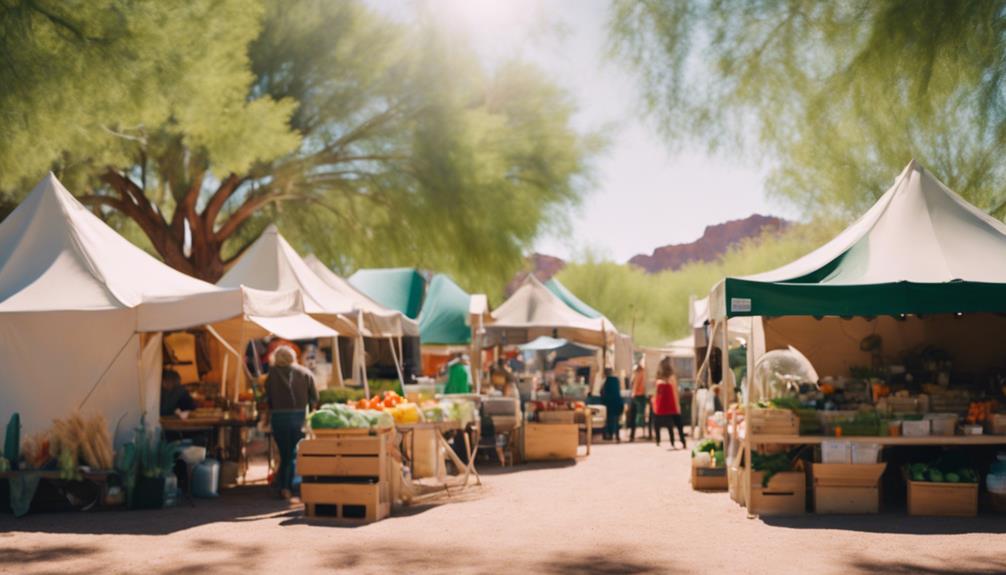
<box><xmin>370</xmin><ymin>0</ymin><xmax>791</xmax><ymax>262</ymax></box>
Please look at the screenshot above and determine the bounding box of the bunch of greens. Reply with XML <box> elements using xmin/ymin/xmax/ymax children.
<box><xmin>752</xmin><ymin>450</ymin><xmax>797</xmax><ymax>487</ymax></box>
<box><xmin>907</xmin><ymin>451</ymin><xmax>979</xmax><ymax>483</ymax></box>
<box><xmin>309</xmin><ymin>403</ymin><xmax>392</xmax><ymax>430</ymax></box>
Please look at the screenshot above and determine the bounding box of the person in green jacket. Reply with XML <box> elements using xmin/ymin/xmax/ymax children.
<box><xmin>444</xmin><ymin>354</ymin><xmax>471</xmax><ymax>394</ymax></box>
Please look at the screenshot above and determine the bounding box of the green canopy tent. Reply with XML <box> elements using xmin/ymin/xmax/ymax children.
<box><xmin>349</xmin><ymin>268</ymin><xmax>426</xmax><ymax>320</ymax></box>
<box><xmin>545</xmin><ymin>278</ymin><xmax>604</xmax><ymax>319</ymax></box>
<box><xmin>710</xmin><ymin>161</ymin><xmax>1006</xmax><ymax>320</ymax></box>
<box><xmin>419</xmin><ymin>274</ymin><xmax>474</xmax><ymax>345</ymax></box>
<box><xmin>707</xmin><ymin>160</ymin><xmax>1006</xmax><ymax>507</ymax></box>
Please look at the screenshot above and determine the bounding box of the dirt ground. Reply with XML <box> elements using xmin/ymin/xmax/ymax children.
<box><xmin>3</xmin><ymin>438</ymin><xmax>1006</xmax><ymax>575</ymax></box>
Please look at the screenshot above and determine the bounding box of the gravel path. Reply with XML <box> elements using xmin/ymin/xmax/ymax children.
<box><xmin>3</xmin><ymin>440</ymin><xmax>1006</xmax><ymax>574</ymax></box>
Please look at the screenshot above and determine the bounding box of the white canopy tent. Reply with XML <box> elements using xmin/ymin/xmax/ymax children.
<box><xmin>218</xmin><ymin>226</ymin><xmax>411</xmax><ymax>394</ymax></box>
<box><xmin>485</xmin><ymin>276</ymin><xmax>628</xmax><ymax>388</ymax></box>
<box><xmin>0</xmin><ymin>175</ymin><xmax>336</xmax><ymax>442</ymax></box>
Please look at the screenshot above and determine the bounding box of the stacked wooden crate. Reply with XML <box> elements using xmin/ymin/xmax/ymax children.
<box><xmin>297</xmin><ymin>429</ymin><xmax>392</xmax><ymax>523</ymax></box>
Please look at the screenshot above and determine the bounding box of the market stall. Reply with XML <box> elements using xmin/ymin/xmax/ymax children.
<box><xmin>708</xmin><ymin>161</ymin><xmax>1006</xmax><ymax>516</ymax></box>
<box><xmin>348</xmin><ymin>267</ymin><xmax>426</xmax><ymax>381</ymax></box>
<box><xmin>416</xmin><ymin>274</ymin><xmax>491</xmax><ymax>390</ymax></box>
<box><xmin>0</xmin><ymin>175</ymin><xmax>337</xmax><ymax>514</ymax></box>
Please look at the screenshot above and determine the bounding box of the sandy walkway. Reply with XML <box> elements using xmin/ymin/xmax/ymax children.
<box><xmin>3</xmin><ymin>441</ymin><xmax>1006</xmax><ymax>574</ymax></box>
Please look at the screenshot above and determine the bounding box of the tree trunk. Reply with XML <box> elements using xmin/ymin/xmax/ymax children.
<box><xmin>96</xmin><ymin>168</ymin><xmax>261</xmax><ymax>283</ymax></box>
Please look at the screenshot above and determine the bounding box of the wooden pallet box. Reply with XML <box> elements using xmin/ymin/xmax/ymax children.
<box><xmin>728</xmin><ymin>465</ymin><xmax>744</xmax><ymax>505</ymax></box>
<box><xmin>749</xmin><ymin>408</ymin><xmax>800</xmax><ymax>436</ymax></box>
<box><xmin>813</xmin><ymin>463</ymin><xmax>887</xmax><ymax>514</ymax></box>
<box><xmin>749</xmin><ymin>470</ymin><xmax>806</xmax><ymax>516</ymax></box>
<box><xmin>906</xmin><ymin>478</ymin><xmax>978</xmax><ymax>517</ymax></box>
<box><xmin>524</xmin><ymin>422</ymin><xmax>579</xmax><ymax>461</ymax></box>
<box><xmin>692</xmin><ymin>463</ymin><xmax>728</xmax><ymax>491</ymax></box>
<box><xmin>298</xmin><ymin>428</ymin><xmax>392</xmax><ymax>523</ymax></box>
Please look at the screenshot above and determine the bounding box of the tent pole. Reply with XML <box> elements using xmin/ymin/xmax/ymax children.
<box><xmin>389</xmin><ymin>336</ymin><xmax>405</xmax><ymax>391</ymax></box>
<box><xmin>331</xmin><ymin>336</ymin><xmax>343</xmax><ymax>388</ymax></box>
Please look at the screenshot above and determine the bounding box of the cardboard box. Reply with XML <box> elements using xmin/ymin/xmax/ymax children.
<box><xmin>749</xmin><ymin>470</ymin><xmax>806</xmax><ymax>516</ymax></box>
<box><xmin>906</xmin><ymin>478</ymin><xmax>978</xmax><ymax>517</ymax></box>
<box><xmin>813</xmin><ymin>463</ymin><xmax>886</xmax><ymax>514</ymax></box>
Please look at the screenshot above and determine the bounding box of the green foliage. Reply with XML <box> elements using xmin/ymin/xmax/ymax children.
<box><xmin>0</xmin><ymin>1</ymin><xmax>596</xmax><ymax>288</ymax></box>
<box><xmin>556</xmin><ymin>221</ymin><xmax>843</xmax><ymax>345</ymax></box>
<box><xmin>609</xmin><ymin>1</ymin><xmax>1006</xmax><ymax>219</ymax></box>
<box><xmin>317</xmin><ymin>379</ymin><xmax>404</xmax><ymax>404</ymax></box>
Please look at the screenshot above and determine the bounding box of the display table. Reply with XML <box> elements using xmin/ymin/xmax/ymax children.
<box><xmin>396</xmin><ymin>421</ymin><xmax>481</xmax><ymax>496</ymax></box>
<box><xmin>160</xmin><ymin>416</ymin><xmax>258</xmax><ymax>483</ymax></box>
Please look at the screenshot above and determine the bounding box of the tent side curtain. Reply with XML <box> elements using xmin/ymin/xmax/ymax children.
<box><xmin>717</xmin><ymin>278</ymin><xmax>1006</xmax><ymax>319</ymax></box>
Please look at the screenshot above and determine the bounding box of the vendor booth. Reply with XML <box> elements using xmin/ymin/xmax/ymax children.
<box><xmin>416</xmin><ymin>274</ymin><xmax>491</xmax><ymax>387</ymax></box>
<box><xmin>706</xmin><ymin>161</ymin><xmax>1006</xmax><ymax>515</ymax></box>
<box><xmin>345</xmin><ymin>267</ymin><xmax>425</xmax><ymax>381</ymax></box>
<box><xmin>0</xmin><ymin>175</ymin><xmax>337</xmax><ymax>515</ymax></box>
<box><xmin>0</xmin><ymin>175</ymin><xmax>335</xmax><ymax>442</ymax></box>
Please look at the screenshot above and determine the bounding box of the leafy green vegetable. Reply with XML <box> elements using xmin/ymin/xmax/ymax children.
<box><xmin>751</xmin><ymin>450</ymin><xmax>795</xmax><ymax>487</ymax></box>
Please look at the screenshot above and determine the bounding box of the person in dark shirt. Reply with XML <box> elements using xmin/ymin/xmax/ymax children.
<box><xmin>160</xmin><ymin>369</ymin><xmax>196</xmax><ymax>417</ymax></box>
<box><xmin>265</xmin><ymin>345</ymin><xmax>317</xmax><ymax>499</ymax></box>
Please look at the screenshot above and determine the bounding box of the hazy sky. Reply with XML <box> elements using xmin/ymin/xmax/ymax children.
<box><xmin>370</xmin><ymin>0</ymin><xmax>792</xmax><ymax>262</ymax></box>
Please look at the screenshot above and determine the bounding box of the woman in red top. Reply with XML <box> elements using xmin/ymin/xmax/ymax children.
<box><xmin>652</xmin><ymin>356</ymin><xmax>686</xmax><ymax>448</ymax></box>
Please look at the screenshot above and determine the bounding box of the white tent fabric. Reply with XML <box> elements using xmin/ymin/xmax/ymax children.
<box><xmin>709</xmin><ymin>160</ymin><xmax>1006</xmax><ymax>319</ymax></box>
<box><xmin>304</xmin><ymin>253</ymin><xmax>419</xmax><ymax>337</ymax></box>
<box><xmin>218</xmin><ymin>225</ymin><xmax>358</xmax><ymax>336</ymax></box>
<box><xmin>0</xmin><ymin>175</ymin><xmax>334</xmax><ymax>441</ymax></box>
<box><xmin>486</xmin><ymin>276</ymin><xmax>616</xmax><ymax>348</ymax></box>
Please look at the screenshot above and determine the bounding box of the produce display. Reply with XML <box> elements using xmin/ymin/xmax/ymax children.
<box><xmin>692</xmin><ymin>439</ymin><xmax>725</xmax><ymax>468</ymax></box>
<box><xmin>751</xmin><ymin>449</ymin><xmax>798</xmax><ymax>486</ymax></box>
<box><xmin>526</xmin><ymin>400</ymin><xmax>585</xmax><ymax>412</ymax></box>
<box><xmin>906</xmin><ymin>462</ymin><xmax>978</xmax><ymax>484</ymax></box>
<box><xmin>309</xmin><ymin>402</ymin><xmax>394</xmax><ymax>430</ymax></box>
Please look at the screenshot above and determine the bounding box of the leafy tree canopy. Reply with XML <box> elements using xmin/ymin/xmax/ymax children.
<box><xmin>0</xmin><ymin>0</ymin><xmax>598</xmax><ymax>296</ymax></box>
<box><xmin>609</xmin><ymin>0</ymin><xmax>1006</xmax><ymax>219</ymax></box>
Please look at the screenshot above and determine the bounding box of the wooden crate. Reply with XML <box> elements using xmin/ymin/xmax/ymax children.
<box><xmin>692</xmin><ymin>464</ymin><xmax>728</xmax><ymax>491</ymax></box>
<box><xmin>749</xmin><ymin>408</ymin><xmax>800</xmax><ymax>435</ymax></box>
<box><xmin>813</xmin><ymin>463</ymin><xmax>886</xmax><ymax>514</ymax></box>
<box><xmin>906</xmin><ymin>478</ymin><xmax>978</xmax><ymax>517</ymax></box>
<box><xmin>728</xmin><ymin>465</ymin><xmax>744</xmax><ymax>505</ymax></box>
<box><xmin>749</xmin><ymin>471</ymin><xmax>806</xmax><ymax>516</ymax></box>
<box><xmin>302</xmin><ymin>483</ymin><xmax>390</xmax><ymax>523</ymax></box>
<box><xmin>298</xmin><ymin>429</ymin><xmax>392</xmax><ymax>524</ymax></box>
<box><xmin>538</xmin><ymin>410</ymin><xmax>576</xmax><ymax>424</ymax></box>
<box><xmin>524</xmin><ymin>423</ymin><xmax>579</xmax><ymax>461</ymax></box>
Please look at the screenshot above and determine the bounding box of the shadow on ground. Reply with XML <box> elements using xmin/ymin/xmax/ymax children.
<box><xmin>761</xmin><ymin>513</ymin><xmax>1006</xmax><ymax>535</ymax></box>
<box><xmin>845</xmin><ymin>554</ymin><xmax>1006</xmax><ymax>574</ymax></box>
<box><xmin>0</xmin><ymin>484</ymin><xmax>296</xmax><ymax>536</ymax></box>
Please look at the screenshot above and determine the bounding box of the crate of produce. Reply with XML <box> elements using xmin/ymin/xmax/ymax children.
<box><xmin>906</xmin><ymin>479</ymin><xmax>978</xmax><ymax>517</ymax></box>
<box><xmin>813</xmin><ymin>463</ymin><xmax>886</xmax><ymax>514</ymax></box>
<box><xmin>692</xmin><ymin>464</ymin><xmax>728</xmax><ymax>491</ymax></box>
<box><xmin>298</xmin><ymin>429</ymin><xmax>392</xmax><ymax>523</ymax></box>
<box><xmin>524</xmin><ymin>422</ymin><xmax>579</xmax><ymax>461</ymax></box>
<box><xmin>749</xmin><ymin>471</ymin><xmax>806</xmax><ymax>516</ymax></box>
<box><xmin>748</xmin><ymin>408</ymin><xmax>799</xmax><ymax>435</ymax></box>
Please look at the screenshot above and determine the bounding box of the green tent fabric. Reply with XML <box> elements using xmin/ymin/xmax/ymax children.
<box><xmin>348</xmin><ymin>268</ymin><xmax>425</xmax><ymax>319</ymax></box>
<box><xmin>545</xmin><ymin>278</ymin><xmax>604</xmax><ymax>319</ymax></box>
<box><xmin>711</xmin><ymin>161</ymin><xmax>1006</xmax><ymax>319</ymax></box>
<box><xmin>418</xmin><ymin>274</ymin><xmax>472</xmax><ymax>345</ymax></box>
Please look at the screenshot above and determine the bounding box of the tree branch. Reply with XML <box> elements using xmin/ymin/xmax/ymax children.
<box><xmin>214</xmin><ymin>191</ymin><xmax>288</xmax><ymax>242</ymax></box>
<box><xmin>202</xmin><ymin>173</ymin><xmax>244</xmax><ymax>230</ymax></box>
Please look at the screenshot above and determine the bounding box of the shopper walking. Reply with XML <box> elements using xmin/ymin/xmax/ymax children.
<box><xmin>627</xmin><ymin>362</ymin><xmax>649</xmax><ymax>441</ymax></box>
<box><xmin>652</xmin><ymin>357</ymin><xmax>686</xmax><ymax>448</ymax></box>
<box><xmin>599</xmin><ymin>367</ymin><xmax>624</xmax><ymax>442</ymax></box>
<box><xmin>264</xmin><ymin>345</ymin><xmax>318</xmax><ymax>499</ymax></box>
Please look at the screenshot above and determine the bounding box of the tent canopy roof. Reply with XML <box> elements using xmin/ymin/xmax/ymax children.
<box><xmin>349</xmin><ymin>267</ymin><xmax>425</xmax><ymax>319</ymax></box>
<box><xmin>545</xmin><ymin>278</ymin><xmax>604</xmax><ymax>319</ymax></box>
<box><xmin>0</xmin><ymin>175</ymin><xmax>335</xmax><ymax>338</ymax></box>
<box><xmin>418</xmin><ymin>274</ymin><xmax>475</xmax><ymax>345</ymax></box>
<box><xmin>304</xmin><ymin>254</ymin><xmax>418</xmax><ymax>337</ymax></box>
<box><xmin>711</xmin><ymin>161</ymin><xmax>1006</xmax><ymax>319</ymax></box>
<box><xmin>488</xmin><ymin>276</ymin><xmax>614</xmax><ymax>347</ymax></box>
